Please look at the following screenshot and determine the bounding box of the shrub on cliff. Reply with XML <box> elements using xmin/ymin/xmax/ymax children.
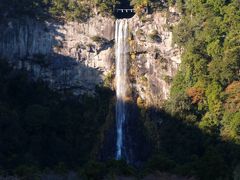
<box><xmin>0</xmin><ymin>0</ymin><xmax>119</xmax><ymax>21</ymax></box>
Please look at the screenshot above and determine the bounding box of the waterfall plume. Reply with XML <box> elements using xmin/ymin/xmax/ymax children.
<box><xmin>115</xmin><ymin>19</ymin><xmax>129</xmax><ymax>160</ymax></box>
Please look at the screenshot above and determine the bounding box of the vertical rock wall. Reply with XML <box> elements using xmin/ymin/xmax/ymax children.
<box><xmin>0</xmin><ymin>16</ymin><xmax>115</xmax><ymax>95</ymax></box>
<box><xmin>128</xmin><ymin>9</ymin><xmax>181</xmax><ymax>107</ymax></box>
<box><xmin>0</xmin><ymin>9</ymin><xmax>180</xmax><ymax>101</ymax></box>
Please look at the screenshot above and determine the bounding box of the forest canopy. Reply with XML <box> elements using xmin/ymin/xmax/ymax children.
<box><xmin>0</xmin><ymin>0</ymin><xmax>190</xmax><ymax>20</ymax></box>
<box><xmin>167</xmin><ymin>0</ymin><xmax>240</xmax><ymax>145</ymax></box>
<box><xmin>0</xmin><ymin>0</ymin><xmax>119</xmax><ymax>21</ymax></box>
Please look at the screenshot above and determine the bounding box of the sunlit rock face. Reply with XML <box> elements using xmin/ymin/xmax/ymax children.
<box><xmin>0</xmin><ymin>16</ymin><xmax>115</xmax><ymax>95</ymax></box>
<box><xmin>127</xmin><ymin>8</ymin><xmax>181</xmax><ymax>107</ymax></box>
<box><xmin>101</xmin><ymin>8</ymin><xmax>181</xmax><ymax>163</ymax></box>
<box><xmin>0</xmin><ymin>8</ymin><xmax>180</xmax><ymax>101</ymax></box>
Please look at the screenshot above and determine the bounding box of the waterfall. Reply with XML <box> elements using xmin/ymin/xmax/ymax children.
<box><xmin>115</xmin><ymin>19</ymin><xmax>129</xmax><ymax>160</ymax></box>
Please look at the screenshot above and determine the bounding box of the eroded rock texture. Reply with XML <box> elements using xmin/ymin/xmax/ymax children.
<box><xmin>0</xmin><ymin>16</ymin><xmax>115</xmax><ymax>95</ymax></box>
<box><xmin>0</xmin><ymin>8</ymin><xmax>180</xmax><ymax>102</ymax></box>
<box><xmin>128</xmin><ymin>9</ymin><xmax>181</xmax><ymax>107</ymax></box>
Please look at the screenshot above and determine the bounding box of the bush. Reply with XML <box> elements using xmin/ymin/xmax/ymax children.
<box><xmin>148</xmin><ymin>30</ymin><xmax>161</xmax><ymax>43</ymax></box>
<box><xmin>91</xmin><ymin>36</ymin><xmax>107</xmax><ymax>44</ymax></box>
<box><xmin>163</xmin><ymin>75</ymin><xmax>173</xmax><ymax>84</ymax></box>
<box><xmin>146</xmin><ymin>154</ymin><xmax>176</xmax><ymax>172</ymax></box>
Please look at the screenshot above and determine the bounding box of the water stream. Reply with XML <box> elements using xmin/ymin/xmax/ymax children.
<box><xmin>115</xmin><ymin>19</ymin><xmax>129</xmax><ymax>160</ymax></box>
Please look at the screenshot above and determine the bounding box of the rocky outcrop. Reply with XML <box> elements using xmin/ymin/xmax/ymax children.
<box><xmin>128</xmin><ymin>9</ymin><xmax>181</xmax><ymax>107</ymax></box>
<box><xmin>0</xmin><ymin>16</ymin><xmax>115</xmax><ymax>95</ymax></box>
<box><xmin>0</xmin><ymin>8</ymin><xmax>180</xmax><ymax>101</ymax></box>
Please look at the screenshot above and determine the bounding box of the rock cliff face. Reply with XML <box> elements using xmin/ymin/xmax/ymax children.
<box><xmin>0</xmin><ymin>9</ymin><xmax>180</xmax><ymax>104</ymax></box>
<box><xmin>128</xmin><ymin>9</ymin><xmax>181</xmax><ymax>107</ymax></box>
<box><xmin>0</xmin><ymin>16</ymin><xmax>115</xmax><ymax>95</ymax></box>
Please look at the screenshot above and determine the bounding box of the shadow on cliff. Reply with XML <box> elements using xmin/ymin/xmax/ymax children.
<box><xmin>100</xmin><ymin>100</ymin><xmax>240</xmax><ymax>179</ymax></box>
<box><xmin>32</xmin><ymin>52</ymin><xmax>103</xmax><ymax>95</ymax></box>
<box><xmin>1</xmin><ymin>49</ymin><xmax>240</xmax><ymax>179</ymax></box>
<box><xmin>0</xmin><ymin>17</ymin><xmax>114</xmax><ymax>174</ymax></box>
<box><xmin>0</xmin><ymin>18</ymin><xmax>107</xmax><ymax>95</ymax></box>
<box><xmin>100</xmin><ymin>99</ymin><xmax>152</xmax><ymax>165</ymax></box>
<box><xmin>0</xmin><ymin>56</ymin><xmax>115</xmax><ymax>177</ymax></box>
<box><xmin>0</xmin><ymin>17</ymin><xmax>240</xmax><ymax>180</ymax></box>
<box><xmin>139</xmin><ymin>106</ymin><xmax>240</xmax><ymax>176</ymax></box>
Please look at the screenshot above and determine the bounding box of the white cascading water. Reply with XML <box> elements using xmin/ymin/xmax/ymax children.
<box><xmin>115</xmin><ymin>19</ymin><xmax>129</xmax><ymax>160</ymax></box>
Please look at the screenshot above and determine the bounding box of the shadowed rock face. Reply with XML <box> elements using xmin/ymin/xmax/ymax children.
<box><xmin>0</xmin><ymin>9</ymin><xmax>181</xmax><ymax>107</ymax></box>
<box><xmin>0</xmin><ymin>16</ymin><xmax>115</xmax><ymax>95</ymax></box>
<box><xmin>100</xmin><ymin>100</ymin><xmax>152</xmax><ymax>164</ymax></box>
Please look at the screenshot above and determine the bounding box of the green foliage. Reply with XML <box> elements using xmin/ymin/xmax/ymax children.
<box><xmin>197</xmin><ymin>147</ymin><xmax>228</xmax><ymax>180</ymax></box>
<box><xmin>133</xmin><ymin>0</ymin><xmax>166</xmax><ymax>13</ymax></box>
<box><xmin>130</xmin><ymin>0</ymin><xmax>149</xmax><ymax>16</ymax></box>
<box><xmin>146</xmin><ymin>154</ymin><xmax>176</xmax><ymax>172</ymax></box>
<box><xmin>103</xmin><ymin>70</ymin><xmax>115</xmax><ymax>88</ymax></box>
<box><xmin>79</xmin><ymin>160</ymin><xmax>136</xmax><ymax>179</ymax></box>
<box><xmin>142</xmin><ymin>107</ymin><xmax>240</xmax><ymax>179</ymax></box>
<box><xmin>91</xmin><ymin>36</ymin><xmax>107</xmax><ymax>44</ymax></box>
<box><xmin>0</xmin><ymin>0</ymin><xmax>48</xmax><ymax>19</ymax></box>
<box><xmin>0</xmin><ymin>0</ymin><xmax>119</xmax><ymax>20</ymax></box>
<box><xmin>79</xmin><ymin>161</ymin><xmax>106</xmax><ymax>179</ymax></box>
<box><xmin>48</xmin><ymin>0</ymin><xmax>92</xmax><ymax>22</ymax></box>
<box><xmin>162</xmin><ymin>1</ymin><xmax>240</xmax><ymax>179</ymax></box>
<box><xmin>222</xmin><ymin>112</ymin><xmax>240</xmax><ymax>143</ymax></box>
<box><xmin>14</xmin><ymin>165</ymin><xmax>40</xmax><ymax>179</ymax></box>
<box><xmin>234</xmin><ymin>165</ymin><xmax>240</xmax><ymax>180</ymax></box>
<box><xmin>95</xmin><ymin>0</ymin><xmax>119</xmax><ymax>16</ymax></box>
<box><xmin>46</xmin><ymin>0</ymin><xmax>93</xmax><ymax>22</ymax></box>
<box><xmin>163</xmin><ymin>75</ymin><xmax>173</xmax><ymax>84</ymax></box>
<box><xmin>0</xmin><ymin>59</ymin><xmax>114</xmax><ymax>176</ymax></box>
<box><xmin>168</xmin><ymin>0</ymin><xmax>240</xmax><ymax>135</ymax></box>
